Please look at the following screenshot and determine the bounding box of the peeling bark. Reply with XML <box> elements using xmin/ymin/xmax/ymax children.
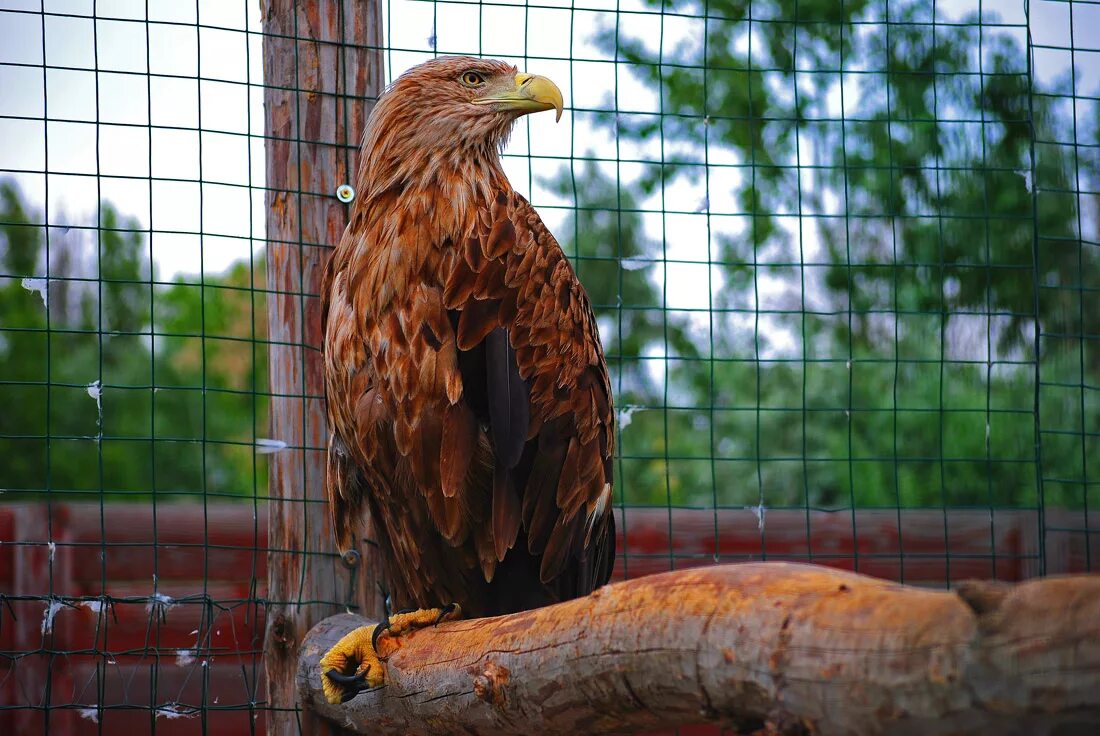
<box><xmin>297</xmin><ymin>563</ymin><xmax>1100</xmax><ymax>736</ymax></box>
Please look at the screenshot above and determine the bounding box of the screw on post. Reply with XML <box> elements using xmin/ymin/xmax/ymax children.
<box><xmin>341</xmin><ymin>549</ymin><xmax>362</xmax><ymax>569</ymax></box>
<box><xmin>336</xmin><ymin>184</ymin><xmax>355</xmax><ymax>204</ymax></box>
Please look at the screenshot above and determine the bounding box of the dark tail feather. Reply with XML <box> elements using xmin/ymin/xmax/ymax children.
<box><xmin>523</xmin><ymin>432</ymin><xmax>565</xmax><ymax>554</ymax></box>
<box><xmin>492</xmin><ymin>462</ymin><xmax>521</xmax><ymax>561</ymax></box>
<box><xmin>486</xmin><ymin>327</ymin><xmax>528</xmax><ymax>469</ymax></box>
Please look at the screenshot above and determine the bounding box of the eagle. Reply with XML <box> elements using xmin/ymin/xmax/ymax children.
<box><xmin>318</xmin><ymin>57</ymin><xmax>616</xmax><ymax>703</ymax></box>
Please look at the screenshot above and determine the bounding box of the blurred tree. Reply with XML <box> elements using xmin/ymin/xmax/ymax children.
<box><xmin>0</xmin><ymin>180</ymin><xmax>267</xmax><ymax>502</ymax></box>
<box><xmin>547</xmin><ymin>161</ymin><xmax>706</xmax><ymax>504</ymax></box>
<box><xmin>548</xmin><ymin>0</ymin><xmax>1098</xmax><ymax>509</ymax></box>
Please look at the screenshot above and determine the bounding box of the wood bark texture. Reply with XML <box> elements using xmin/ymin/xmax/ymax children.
<box><xmin>297</xmin><ymin>562</ymin><xmax>1100</xmax><ymax>736</ymax></box>
<box><xmin>262</xmin><ymin>1</ymin><xmax>384</xmax><ymax>734</ymax></box>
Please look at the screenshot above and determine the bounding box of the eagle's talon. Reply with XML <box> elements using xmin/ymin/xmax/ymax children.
<box><xmin>324</xmin><ymin>666</ymin><xmax>370</xmax><ymax>687</ymax></box>
<box><xmin>328</xmin><ymin>664</ymin><xmax>383</xmax><ymax>703</ymax></box>
<box><xmin>376</xmin><ymin>604</ymin><xmax>460</xmax><ymax>641</ymax></box>
<box><xmin>340</xmin><ymin>682</ymin><xmax>371</xmax><ymax>703</ymax></box>
<box><xmin>371</xmin><ymin>617</ymin><xmax>388</xmax><ymax>651</ymax></box>
<box><xmin>321</xmin><ymin>606</ymin><xmax>461</xmax><ymax>703</ymax></box>
<box><xmin>325</xmin><ymin>665</ymin><xmax>376</xmax><ymax>702</ymax></box>
<box><xmin>319</xmin><ymin>626</ymin><xmax>384</xmax><ymax>704</ymax></box>
<box><xmin>435</xmin><ymin>602</ymin><xmax>460</xmax><ymax>625</ymax></box>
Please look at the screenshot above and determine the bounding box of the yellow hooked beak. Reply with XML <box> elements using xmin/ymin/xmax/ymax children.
<box><xmin>475</xmin><ymin>73</ymin><xmax>564</xmax><ymax>122</ymax></box>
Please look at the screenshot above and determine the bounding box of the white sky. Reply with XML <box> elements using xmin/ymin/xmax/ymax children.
<box><xmin>0</xmin><ymin>0</ymin><xmax>1094</xmax><ymax>313</ymax></box>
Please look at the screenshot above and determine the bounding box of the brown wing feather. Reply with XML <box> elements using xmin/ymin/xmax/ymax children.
<box><xmin>324</xmin><ymin>229</ymin><xmax>493</xmax><ymax>606</ymax></box>
<box><xmin>440</xmin><ymin>402</ymin><xmax>476</xmax><ymax>498</ymax></box>
<box><xmin>444</xmin><ymin>190</ymin><xmax>616</xmax><ymax>586</ymax></box>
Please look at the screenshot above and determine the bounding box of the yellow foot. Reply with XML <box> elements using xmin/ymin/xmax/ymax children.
<box><xmin>319</xmin><ymin>603</ymin><xmax>461</xmax><ymax>704</ymax></box>
<box><xmin>319</xmin><ymin>625</ymin><xmax>383</xmax><ymax>704</ymax></box>
<box><xmin>381</xmin><ymin>603</ymin><xmax>462</xmax><ymax>639</ymax></box>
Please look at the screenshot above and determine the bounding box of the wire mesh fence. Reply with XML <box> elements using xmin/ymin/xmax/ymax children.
<box><xmin>1</xmin><ymin>0</ymin><xmax>1097</xmax><ymax>733</ymax></box>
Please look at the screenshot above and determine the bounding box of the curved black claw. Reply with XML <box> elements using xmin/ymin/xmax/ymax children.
<box><xmin>434</xmin><ymin>602</ymin><xmax>458</xmax><ymax>625</ymax></box>
<box><xmin>325</xmin><ymin>666</ymin><xmax>372</xmax><ymax>703</ymax></box>
<box><xmin>371</xmin><ymin>617</ymin><xmax>390</xmax><ymax>652</ymax></box>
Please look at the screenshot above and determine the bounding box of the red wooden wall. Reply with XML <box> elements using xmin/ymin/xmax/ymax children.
<box><xmin>1</xmin><ymin>502</ymin><xmax>1094</xmax><ymax>735</ymax></box>
<box><xmin>1</xmin><ymin>504</ymin><xmax>266</xmax><ymax>735</ymax></box>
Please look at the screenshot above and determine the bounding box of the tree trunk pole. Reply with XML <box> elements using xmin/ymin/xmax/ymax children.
<box><xmin>297</xmin><ymin>563</ymin><xmax>1100</xmax><ymax>736</ymax></box>
<box><xmin>262</xmin><ymin>1</ymin><xmax>384</xmax><ymax>734</ymax></box>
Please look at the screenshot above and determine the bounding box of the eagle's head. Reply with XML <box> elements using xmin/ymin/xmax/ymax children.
<box><xmin>382</xmin><ymin>56</ymin><xmax>562</xmax><ymax>143</ymax></box>
<box><xmin>359</xmin><ymin>56</ymin><xmax>563</xmax><ymax>195</ymax></box>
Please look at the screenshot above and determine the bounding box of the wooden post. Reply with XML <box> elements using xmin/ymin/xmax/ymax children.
<box><xmin>262</xmin><ymin>1</ymin><xmax>384</xmax><ymax>734</ymax></box>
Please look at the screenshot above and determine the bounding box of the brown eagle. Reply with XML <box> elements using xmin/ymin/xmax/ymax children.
<box><xmin>319</xmin><ymin>57</ymin><xmax>615</xmax><ymax>702</ymax></box>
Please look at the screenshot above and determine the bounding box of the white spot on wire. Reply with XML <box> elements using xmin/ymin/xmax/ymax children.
<box><xmin>617</xmin><ymin>405</ymin><xmax>643</xmax><ymax>430</ymax></box>
<box><xmin>87</xmin><ymin>380</ymin><xmax>103</xmax><ymax>431</ymax></box>
<box><xmin>41</xmin><ymin>599</ymin><xmax>65</xmax><ymax>634</ymax></box>
<box><xmin>154</xmin><ymin>704</ymin><xmax>199</xmax><ymax>720</ymax></box>
<box><xmin>78</xmin><ymin>708</ymin><xmax>99</xmax><ymax>723</ymax></box>
<box><xmin>21</xmin><ymin>277</ymin><xmax>48</xmax><ymax>307</ymax></box>
<box><xmin>147</xmin><ymin>592</ymin><xmax>175</xmax><ymax>615</ymax></box>
<box><xmin>255</xmin><ymin>438</ymin><xmax>288</xmax><ymax>454</ymax></box>
<box><xmin>1018</xmin><ymin>169</ymin><xmax>1032</xmax><ymax>192</ymax></box>
<box><xmin>620</xmin><ymin>258</ymin><xmax>649</xmax><ymax>271</ymax></box>
<box><xmin>749</xmin><ymin>503</ymin><xmax>766</xmax><ymax>531</ymax></box>
<box><xmin>47</xmin><ymin>541</ymin><xmax>56</xmax><ymax>562</ymax></box>
<box><xmin>175</xmin><ymin>649</ymin><xmax>197</xmax><ymax>666</ymax></box>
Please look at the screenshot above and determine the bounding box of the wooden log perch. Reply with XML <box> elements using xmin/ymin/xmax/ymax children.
<box><xmin>297</xmin><ymin>563</ymin><xmax>1100</xmax><ymax>736</ymax></box>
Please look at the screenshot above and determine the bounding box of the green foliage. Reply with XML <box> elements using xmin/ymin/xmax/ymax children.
<box><xmin>0</xmin><ymin>180</ymin><xmax>267</xmax><ymax>502</ymax></box>
<box><xmin>551</xmin><ymin>0</ymin><xmax>1098</xmax><ymax>510</ymax></box>
<box><xmin>553</xmin><ymin>160</ymin><xmax>702</xmax><ymax>398</ymax></box>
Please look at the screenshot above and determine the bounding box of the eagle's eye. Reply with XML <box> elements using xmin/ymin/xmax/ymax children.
<box><xmin>460</xmin><ymin>71</ymin><xmax>486</xmax><ymax>87</ymax></box>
